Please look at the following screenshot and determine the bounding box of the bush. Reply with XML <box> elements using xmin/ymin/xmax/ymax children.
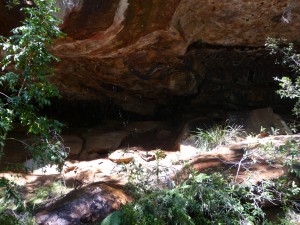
<box><xmin>265</xmin><ymin>38</ymin><xmax>300</xmax><ymax>117</ymax></box>
<box><xmin>103</xmin><ymin>132</ymin><xmax>300</xmax><ymax>225</ymax></box>
<box><xmin>102</xmin><ymin>172</ymin><xmax>283</xmax><ymax>225</ymax></box>
<box><xmin>0</xmin><ymin>0</ymin><xmax>66</xmax><ymax>168</ymax></box>
<box><xmin>0</xmin><ymin>1</ymin><xmax>65</xmax><ymax>223</ymax></box>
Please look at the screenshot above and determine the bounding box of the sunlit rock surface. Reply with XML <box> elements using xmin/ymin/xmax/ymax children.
<box><xmin>171</xmin><ymin>0</ymin><xmax>300</xmax><ymax>46</ymax></box>
<box><xmin>1</xmin><ymin>0</ymin><xmax>300</xmax><ymax>115</ymax></box>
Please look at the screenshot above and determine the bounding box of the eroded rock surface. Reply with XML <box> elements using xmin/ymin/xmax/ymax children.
<box><xmin>53</xmin><ymin>0</ymin><xmax>300</xmax><ymax>115</ymax></box>
<box><xmin>171</xmin><ymin>0</ymin><xmax>300</xmax><ymax>46</ymax></box>
<box><xmin>1</xmin><ymin>0</ymin><xmax>299</xmax><ymax>115</ymax></box>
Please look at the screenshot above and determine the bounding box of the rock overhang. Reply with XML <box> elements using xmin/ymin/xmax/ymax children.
<box><xmin>1</xmin><ymin>0</ymin><xmax>300</xmax><ymax>116</ymax></box>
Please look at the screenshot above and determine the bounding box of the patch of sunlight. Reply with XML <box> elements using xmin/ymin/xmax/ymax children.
<box><xmin>28</xmin><ymin>180</ymin><xmax>71</xmax><ymax>206</ymax></box>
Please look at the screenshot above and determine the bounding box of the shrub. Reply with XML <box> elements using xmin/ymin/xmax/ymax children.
<box><xmin>265</xmin><ymin>38</ymin><xmax>300</xmax><ymax>117</ymax></box>
<box><xmin>0</xmin><ymin>0</ymin><xmax>66</xmax><ymax>168</ymax></box>
<box><xmin>103</xmin><ymin>131</ymin><xmax>300</xmax><ymax>225</ymax></box>
<box><xmin>102</xmin><ymin>172</ymin><xmax>280</xmax><ymax>225</ymax></box>
<box><xmin>0</xmin><ymin>1</ymin><xmax>65</xmax><ymax>223</ymax></box>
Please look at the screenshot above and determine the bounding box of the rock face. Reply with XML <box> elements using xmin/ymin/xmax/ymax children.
<box><xmin>171</xmin><ymin>1</ymin><xmax>300</xmax><ymax>46</ymax></box>
<box><xmin>1</xmin><ymin>0</ymin><xmax>300</xmax><ymax>115</ymax></box>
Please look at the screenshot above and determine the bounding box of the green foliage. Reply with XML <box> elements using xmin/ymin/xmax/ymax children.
<box><xmin>255</xmin><ymin>138</ymin><xmax>300</xmax><ymax>177</ymax></box>
<box><xmin>0</xmin><ymin>0</ymin><xmax>66</xmax><ymax>167</ymax></box>
<box><xmin>101</xmin><ymin>210</ymin><xmax>123</xmax><ymax>225</ymax></box>
<box><xmin>116</xmin><ymin>153</ymin><xmax>175</xmax><ymax>196</ymax></box>
<box><xmin>0</xmin><ymin>179</ymin><xmax>69</xmax><ymax>225</ymax></box>
<box><xmin>195</xmin><ymin>122</ymin><xmax>244</xmax><ymax>151</ymax></box>
<box><xmin>104</xmin><ymin>167</ymin><xmax>300</xmax><ymax>225</ymax></box>
<box><xmin>0</xmin><ymin>214</ymin><xmax>20</xmax><ymax>225</ymax></box>
<box><xmin>0</xmin><ymin>177</ymin><xmax>34</xmax><ymax>225</ymax></box>
<box><xmin>0</xmin><ymin>212</ymin><xmax>36</xmax><ymax>225</ymax></box>
<box><xmin>27</xmin><ymin>180</ymin><xmax>70</xmax><ymax>207</ymax></box>
<box><xmin>103</xmin><ymin>173</ymin><xmax>270</xmax><ymax>225</ymax></box>
<box><xmin>265</xmin><ymin>38</ymin><xmax>300</xmax><ymax>117</ymax></box>
<box><xmin>105</xmin><ymin>130</ymin><xmax>300</xmax><ymax>225</ymax></box>
<box><xmin>0</xmin><ymin>177</ymin><xmax>22</xmax><ymax>211</ymax></box>
<box><xmin>0</xmin><ymin>1</ymin><xmax>66</xmax><ymax>223</ymax></box>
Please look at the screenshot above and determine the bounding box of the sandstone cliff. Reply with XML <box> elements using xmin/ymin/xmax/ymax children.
<box><xmin>1</xmin><ymin>0</ymin><xmax>300</xmax><ymax>115</ymax></box>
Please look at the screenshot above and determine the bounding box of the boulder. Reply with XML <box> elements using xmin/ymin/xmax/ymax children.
<box><xmin>35</xmin><ymin>182</ymin><xmax>131</xmax><ymax>225</ymax></box>
<box><xmin>78</xmin><ymin>149</ymin><xmax>89</xmax><ymax>161</ymax></box>
<box><xmin>62</xmin><ymin>135</ymin><xmax>83</xmax><ymax>157</ymax></box>
<box><xmin>175</xmin><ymin>116</ymin><xmax>211</xmax><ymax>150</ymax></box>
<box><xmin>108</xmin><ymin>149</ymin><xmax>135</xmax><ymax>164</ymax></box>
<box><xmin>84</xmin><ymin>131</ymin><xmax>129</xmax><ymax>154</ymax></box>
<box><xmin>244</xmin><ymin>108</ymin><xmax>292</xmax><ymax>134</ymax></box>
<box><xmin>2</xmin><ymin>134</ymin><xmax>29</xmax><ymax>165</ymax></box>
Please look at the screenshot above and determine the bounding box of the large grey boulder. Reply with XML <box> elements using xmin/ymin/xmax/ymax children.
<box><xmin>35</xmin><ymin>182</ymin><xmax>131</xmax><ymax>225</ymax></box>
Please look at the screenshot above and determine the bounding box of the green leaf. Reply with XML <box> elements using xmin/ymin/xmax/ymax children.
<box><xmin>101</xmin><ymin>211</ymin><xmax>123</xmax><ymax>225</ymax></box>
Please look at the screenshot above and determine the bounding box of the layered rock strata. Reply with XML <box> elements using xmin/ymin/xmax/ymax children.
<box><xmin>1</xmin><ymin>0</ymin><xmax>300</xmax><ymax>115</ymax></box>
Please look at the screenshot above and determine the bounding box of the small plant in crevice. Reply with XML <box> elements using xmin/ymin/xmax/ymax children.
<box><xmin>195</xmin><ymin>122</ymin><xmax>245</xmax><ymax>152</ymax></box>
<box><xmin>114</xmin><ymin>150</ymin><xmax>178</xmax><ymax>197</ymax></box>
<box><xmin>287</xmin><ymin>121</ymin><xmax>300</xmax><ymax>134</ymax></box>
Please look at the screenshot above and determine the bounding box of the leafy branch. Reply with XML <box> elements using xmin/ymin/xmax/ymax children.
<box><xmin>0</xmin><ymin>0</ymin><xmax>66</xmax><ymax>168</ymax></box>
<box><xmin>265</xmin><ymin>38</ymin><xmax>300</xmax><ymax>117</ymax></box>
